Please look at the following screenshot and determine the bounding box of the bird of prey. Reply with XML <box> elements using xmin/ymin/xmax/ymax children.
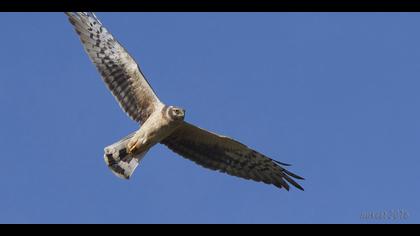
<box><xmin>66</xmin><ymin>12</ymin><xmax>304</xmax><ymax>191</ymax></box>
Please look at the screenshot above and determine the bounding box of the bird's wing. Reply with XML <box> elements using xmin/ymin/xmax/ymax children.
<box><xmin>161</xmin><ymin>122</ymin><xmax>304</xmax><ymax>191</ymax></box>
<box><xmin>66</xmin><ymin>12</ymin><xmax>161</xmax><ymax>124</ymax></box>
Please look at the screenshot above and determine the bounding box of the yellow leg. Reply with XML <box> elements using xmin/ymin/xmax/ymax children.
<box><xmin>127</xmin><ymin>138</ymin><xmax>139</xmax><ymax>154</ymax></box>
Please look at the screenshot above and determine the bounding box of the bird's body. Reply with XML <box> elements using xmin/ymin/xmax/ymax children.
<box><xmin>127</xmin><ymin>105</ymin><xmax>185</xmax><ymax>155</ymax></box>
<box><xmin>66</xmin><ymin>12</ymin><xmax>305</xmax><ymax>191</ymax></box>
<box><xmin>104</xmin><ymin>105</ymin><xmax>184</xmax><ymax>179</ymax></box>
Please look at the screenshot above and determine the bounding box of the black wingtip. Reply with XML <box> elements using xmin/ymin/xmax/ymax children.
<box><xmin>293</xmin><ymin>181</ymin><xmax>305</xmax><ymax>191</ymax></box>
<box><xmin>273</xmin><ymin>160</ymin><xmax>292</xmax><ymax>166</ymax></box>
<box><xmin>283</xmin><ymin>169</ymin><xmax>305</xmax><ymax>180</ymax></box>
<box><xmin>295</xmin><ymin>185</ymin><xmax>305</xmax><ymax>191</ymax></box>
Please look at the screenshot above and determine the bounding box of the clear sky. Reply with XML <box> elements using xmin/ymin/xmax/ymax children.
<box><xmin>0</xmin><ymin>13</ymin><xmax>419</xmax><ymax>224</ymax></box>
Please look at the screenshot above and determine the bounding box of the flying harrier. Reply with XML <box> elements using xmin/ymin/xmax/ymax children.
<box><xmin>66</xmin><ymin>12</ymin><xmax>304</xmax><ymax>191</ymax></box>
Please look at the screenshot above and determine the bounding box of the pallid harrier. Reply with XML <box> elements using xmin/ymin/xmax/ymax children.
<box><xmin>66</xmin><ymin>12</ymin><xmax>304</xmax><ymax>191</ymax></box>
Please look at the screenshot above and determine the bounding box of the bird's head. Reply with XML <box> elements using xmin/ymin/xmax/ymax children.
<box><xmin>167</xmin><ymin>106</ymin><xmax>186</xmax><ymax>121</ymax></box>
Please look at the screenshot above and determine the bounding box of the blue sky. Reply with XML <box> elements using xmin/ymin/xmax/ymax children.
<box><xmin>0</xmin><ymin>13</ymin><xmax>419</xmax><ymax>223</ymax></box>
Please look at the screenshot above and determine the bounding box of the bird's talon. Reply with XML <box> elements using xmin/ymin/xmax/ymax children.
<box><xmin>127</xmin><ymin>141</ymin><xmax>138</xmax><ymax>154</ymax></box>
<box><xmin>128</xmin><ymin>147</ymin><xmax>134</xmax><ymax>154</ymax></box>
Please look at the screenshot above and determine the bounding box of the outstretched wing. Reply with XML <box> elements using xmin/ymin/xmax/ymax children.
<box><xmin>66</xmin><ymin>12</ymin><xmax>161</xmax><ymax>124</ymax></box>
<box><xmin>161</xmin><ymin>122</ymin><xmax>304</xmax><ymax>191</ymax></box>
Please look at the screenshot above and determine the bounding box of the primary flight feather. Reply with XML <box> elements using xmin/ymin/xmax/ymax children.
<box><xmin>66</xmin><ymin>12</ymin><xmax>304</xmax><ymax>191</ymax></box>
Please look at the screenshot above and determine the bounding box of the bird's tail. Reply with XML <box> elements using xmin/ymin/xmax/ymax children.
<box><xmin>104</xmin><ymin>132</ymin><xmax>148</xmax><ymax>179</ymax></box>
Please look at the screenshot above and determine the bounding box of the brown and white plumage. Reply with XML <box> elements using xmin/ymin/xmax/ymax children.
<box><xmin>66</xmin><ymin>12</ymin><xmax>160</xmax><ymax>124</ymax></box>
<box><xmin>66</xmin><ymin>12</ymin><xmax>304</xmax><ymax>191</ymax></box>
<box><xmin>161</xmin><ymin>123</ymin><xmax>304</xmax><ymax>191</ymax></box>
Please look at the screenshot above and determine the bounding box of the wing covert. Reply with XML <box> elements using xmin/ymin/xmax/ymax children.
<box><xmin>161</xmin><ymin>122</ymin><xmax>304</xmax><ymax>191</ymax></box>
<box><xmin>66</xmin><ymin>12</ymin><xmax>161</xmax><ymax>124</ymax></box>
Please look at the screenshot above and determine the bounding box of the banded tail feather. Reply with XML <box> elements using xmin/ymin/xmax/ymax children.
<box><xmin>104</xmin><ymin>132</ymin><xmax>148</xmax><ymax>179</ymax></box>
